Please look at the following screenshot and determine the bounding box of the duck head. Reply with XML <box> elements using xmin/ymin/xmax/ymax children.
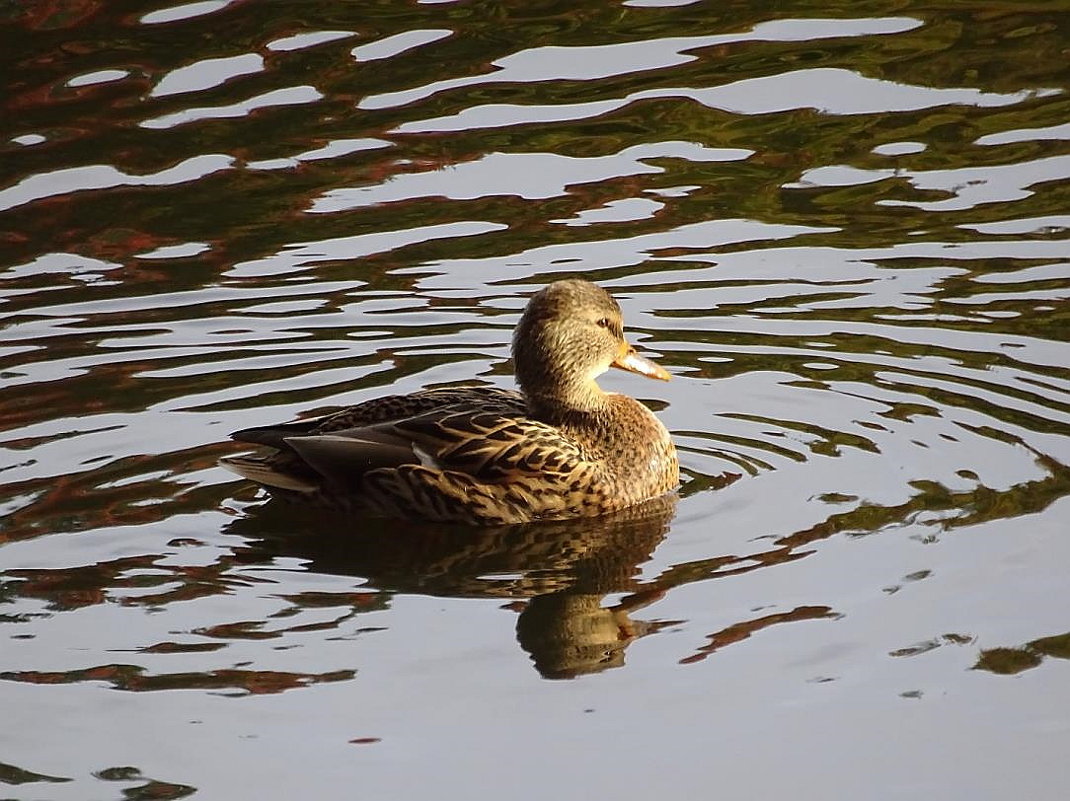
<box><xmin>512</xmin><ymin>279</ymin><xmax>669</xmax><ymax>415</ymax></box>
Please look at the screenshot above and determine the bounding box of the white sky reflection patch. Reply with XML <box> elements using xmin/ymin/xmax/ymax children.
<box><xmin>312</xmin><ymin>142</ymin><xmax>752</xmax><ymax>213</ymax></box>
<box><xmin>140</xmin><ymin>85</ymin><xmax>323</xmax><ymax>129</ymax></box>
<box><xmin>151</xmin><ymin>54</ymin><xmax>264</xmax><ymax>97</ymax></box>
<box><xmin>0</xmin><ymin>156</ymin><xmax>234</xmax><ymax>212</ymax></box>
<box><xmin>363</xmin><ymin>17</ymin><xmax>922</xmax><ymax>110</ymax></box>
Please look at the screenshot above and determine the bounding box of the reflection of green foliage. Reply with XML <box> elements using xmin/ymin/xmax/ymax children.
<box><xmin>3</xmin><ymin>0</ymin><xmax>1067</xmax><ymax>271</ymax></box>
<box><xmin>0</xmin><ymin>760</ymin><xmax>70</xmax><ymax>785</ymax></box>
<box><xmin>0</xmin><ymin>662</ymin><xmax>355</xmax><ymax>694</ymax></box>
<box><xmin>812</xmin><ymin>450</ymin><xmax>1068</xmax><ymax>539</ymax></box>
<box><xmin>0</xmin><ymin>1</ymin><xmax>1067</xmax><ymax>576</ymax></box>
<box><xmin>975</xmin><ymin>631</ymin><xmax>1070</xmax><ymax>675</ymax></box>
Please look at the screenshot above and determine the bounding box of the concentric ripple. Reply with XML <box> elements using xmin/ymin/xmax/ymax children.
<box><xmin>1</xmin><ymin>1</ymin><xmax>1068</xmax><ymax>798</ymax></box>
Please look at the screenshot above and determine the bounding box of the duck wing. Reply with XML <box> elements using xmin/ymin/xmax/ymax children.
<box><xmin>222</xmin><ymin>389</ymin><xmax>604</xmax><ymax>523</ymax></box>
<box><xmin>229</xmin><ymin>386</ymin><xmax>524</xmax><ymax>451</ymax></box>
<box><xmin>285</xmin><ymin>408</ymin><xmax>588</xmax><ymax>488</ymax></box>
<box><xmin>227</xmin><ymin>407</ymin><xmax>599</xmax><ymax>524</ymax></box>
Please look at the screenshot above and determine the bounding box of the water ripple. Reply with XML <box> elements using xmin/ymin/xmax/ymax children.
<box><xmin>1</xmin><ymin>1</ymin><xmax>1068</xmax><ymax>797</ymax></box>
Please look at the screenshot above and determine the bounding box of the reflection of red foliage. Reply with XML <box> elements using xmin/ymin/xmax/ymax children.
<box><xmin>4</xmin><ymin>556</ymin><xmax>156</xmax><ymax>608</ymax></box>
<box><xmin>0</xmin><ymin>444</ymin><xmax>238</xmax><ymax>546</ymax></box>
<box><xmin>680</xmin><ymin>605</ymin><xmax>836</xmax><ymax>664</ymax></box>
<box><xmin>279</xmin><ymin>590</ymin><xmax>384</xmax><ymax>608</ymax></box>
<box><xmin>0</xmin><ymin>665</ymin><xmax>357</xmax><ymax>694</ymax></box>
<box><xmin>81</xmin><ymin>227</ymin><xmax>170</xmax><ymax>262</ymax></box>
<box><xmin>13</xmin><ymin>0</ymin><xmax>103</xmax><ymax>31</ymax></box>
<box><xmin>0</xmin><ymin>230</ymin><xmax>30</xmax><ymax>246</ymax></box>
<box><xmin>5</xmin><ymin>82</ymin><xmax>63</xmax><ymax>112</ymax></box>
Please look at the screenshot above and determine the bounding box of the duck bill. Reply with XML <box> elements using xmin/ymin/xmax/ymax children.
<box><xmin>612</xmin><ymin>345</ymin><xmax>671</xmax><ymax>381</ymax></box>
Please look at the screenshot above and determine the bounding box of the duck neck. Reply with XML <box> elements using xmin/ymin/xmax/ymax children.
<box><xmin>520</xmin><ymin>376</ymin><xmax>609</xmax><ymax>423</ymax></box>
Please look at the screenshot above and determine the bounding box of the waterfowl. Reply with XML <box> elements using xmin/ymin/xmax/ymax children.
<box><xmin>220</xmin><ymin>279</ymin><xmax>678</xmax><ymax>525</ymax></box>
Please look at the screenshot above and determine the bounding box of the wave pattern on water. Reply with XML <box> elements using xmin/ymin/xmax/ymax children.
<box><xmin>1</xmin><ymin>1</ymin><xmax>1069</xmax><ymax>798</ymax></box>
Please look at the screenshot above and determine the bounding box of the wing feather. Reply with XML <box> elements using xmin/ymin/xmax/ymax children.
<box><xmin>382</xmin><ymin>410</ymin><xmax>590</xmax><ymax>482</ymax></box>
<box><xmin>224</xmin><ymin>387</ymin><xmax>607</xmax><ymax>523</ymax></box>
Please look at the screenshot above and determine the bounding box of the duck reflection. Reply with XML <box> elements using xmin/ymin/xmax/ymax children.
<box><xmin>228</xmin><ymin>495</ymin><xmax>676</xmax><ymax>678</ymax></box>
<box><xmin>516</xmin><ymin>587</ymin><xmax>670</xmax><ymax>679</ymax></box>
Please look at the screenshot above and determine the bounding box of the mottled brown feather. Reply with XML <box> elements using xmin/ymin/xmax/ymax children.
<box><xmin>220</xmin><ymin>280</ymin><xmax>678</xmax><ymax>524</ymax></box>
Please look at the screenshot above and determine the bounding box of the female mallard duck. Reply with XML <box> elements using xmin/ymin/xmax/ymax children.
<box><xmin>221</xmin><ymin>279</ymin><xmax>678</xmax><ymax>525</ymax></box>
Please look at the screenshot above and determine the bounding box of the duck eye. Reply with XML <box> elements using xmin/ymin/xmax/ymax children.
<box><xmin>597</xmin><ymin>317</ymin><xmax>610</xmax><ymax>328</ymax></box>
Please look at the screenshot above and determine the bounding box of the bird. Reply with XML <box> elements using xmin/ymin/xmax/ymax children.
<box><xmin>220</xmin><ymin>279</ymin><xmax>678</xmax><ymax>525</ymax></box>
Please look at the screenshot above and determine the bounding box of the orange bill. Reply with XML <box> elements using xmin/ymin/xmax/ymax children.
<box><xmin>612</xmin><ymin>345</ymin><xmax>671</xmax><ymax>381</ymax></box>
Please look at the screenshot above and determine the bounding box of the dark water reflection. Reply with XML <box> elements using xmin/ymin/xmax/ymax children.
<box><xmin>234</xmin><ymin>496</ymin><xmax>679</xmax><ymax>679</ymax></box>
<box><xmin>2</xmin><ymin>0</ymin><xmax>1069</xmax><ymax>798</ymax></box>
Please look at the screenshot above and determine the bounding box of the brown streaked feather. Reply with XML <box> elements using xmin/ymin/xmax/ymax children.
<box><xmin>359</xmin><ymin>464</ymin><xmax>597</xmax><ymax>525</ymax></box>
<box><xmin>313</xmin><ymin>386</ymin><xmax>525</xmax><ymax>432</ymax></box>
<box><xmin>221</xmin><ymin>280</ymin><xmax>680</xmax><ymax>525</ymax></box>
<box><xmin>227</xmin><ymin>406</ymin><xmax>615</xmax><ymax>523</ymax></box>
<box><xmin>379</xmin><ymin>410</ymin><xmax>588</xmax><ymax>481</ymax></box>
<box><xmin>231</xmin><ymin>386</ymin><xmax>523</xmax><ymax>447</ymax></box>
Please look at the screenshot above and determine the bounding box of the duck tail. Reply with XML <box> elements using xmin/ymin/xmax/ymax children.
<box><xmin>219</xmin><ymin>455</ymin><xmax>317</xmax><ymax>493</ymax></box>
<box><xmin>229</xmin><ymin>418</ymin><xmax>320</xmax><ymax>450</ymax></box>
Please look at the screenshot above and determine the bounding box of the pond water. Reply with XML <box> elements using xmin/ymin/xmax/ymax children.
<box><xmin>2</xmin><ymin>1</ymin><xmax>1069</xmax><ymax>798</ymax></box>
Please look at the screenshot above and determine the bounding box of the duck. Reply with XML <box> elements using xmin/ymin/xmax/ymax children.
<box><xmin>220</xmin><ymin>279</ymin><xmax>679</xmax><ymax>525</ymax></box>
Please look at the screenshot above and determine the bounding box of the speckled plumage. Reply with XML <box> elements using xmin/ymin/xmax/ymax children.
<box><xmin>220</xmin><ymin>280</ymin><xmax>679</xmax><ymax>525</ymax></box>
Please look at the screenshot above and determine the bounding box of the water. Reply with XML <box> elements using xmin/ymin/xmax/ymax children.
<box><xmin>2</xmin><ymin>1</ymin><xmax>1069</xmax><ymax>798</ymax></box>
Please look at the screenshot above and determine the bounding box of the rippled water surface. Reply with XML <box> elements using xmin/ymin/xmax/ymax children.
<box><xmin>2</xmin><ymin>1</ymin><xmax>1069</xmax><ymax>798</ymax></box>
